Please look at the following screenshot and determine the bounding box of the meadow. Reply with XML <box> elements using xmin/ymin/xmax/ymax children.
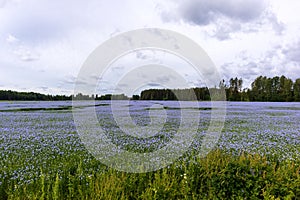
<box><xmin>0</xmin><ymin>101</ymin><xmax>299</xmax><ymax>199</ymax></box>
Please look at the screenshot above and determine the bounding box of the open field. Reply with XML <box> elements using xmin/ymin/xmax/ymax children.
<box><xmin>0</xmin><ymin>101</ymin><xmax>300</xmax><ymax>199</ymax></box>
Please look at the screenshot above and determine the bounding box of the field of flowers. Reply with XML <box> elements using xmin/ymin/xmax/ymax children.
<box><xmin>0</xmin><ymin>101</ymin><xmax>299</xmax><ymax>199</ymax></box>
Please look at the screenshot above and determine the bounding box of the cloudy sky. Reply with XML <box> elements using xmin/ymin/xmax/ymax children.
<box><xmin>1</xmin><ymin>0</ymin><xmax>300</xmax><ymax>95</ymax></box>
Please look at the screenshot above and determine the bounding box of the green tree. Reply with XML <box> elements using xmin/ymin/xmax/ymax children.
<box><xmin>278</xmin><ymin>76</ymin><xmax>293</xmax><ymax>101</ymax></box>
<box><xmin>228</xmin><ymin>77</ymin><xmax>242</xmax><ymax>101</ymax></box>
<box><xmin>251</xmin><ymin>76</ymin><xmax>265</xmax><ymax>101</ymax></box>
<box><xmin>294</xmin><ymin>78</ymin><xmax>300</xmax><ymax>101</ymax></box>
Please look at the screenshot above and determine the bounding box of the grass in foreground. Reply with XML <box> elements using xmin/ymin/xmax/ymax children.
<box><xmin>1</xmin><ymin>149</ymin><xmax>300</xmax><ymax>200</ymax></box>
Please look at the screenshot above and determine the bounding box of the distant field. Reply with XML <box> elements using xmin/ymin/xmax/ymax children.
<box><xmin>0</xmin><ymin>101</ymin><xmax>300</xmax><ymax>199</ymax></box>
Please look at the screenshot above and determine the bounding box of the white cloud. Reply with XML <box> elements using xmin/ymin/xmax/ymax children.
<box><xmin>0</xmin><ymin>0</ymin><xmax>300</xmax><ymax>95</ymax></box>
<box><xmin>6</xmin><ymin>34</ymin><xmax>18</xmax><ymax>43</ymax></box>
<box><xmin>13</xmin><ymin>46</ymin><xmax>40</xmax><ymax>61</ymax></box>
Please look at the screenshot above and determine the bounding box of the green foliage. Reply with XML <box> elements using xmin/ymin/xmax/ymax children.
<box><xmin>227</xmin><ymin>77</ymin><xmax>243</xmax><ymax>101</ymax></box>
<box><xmin>139</xmin><ymin>76</ymin><xmax>300</xmax><ymax>102</ymax></box>
<box><xmin>294</xmin><ymin>79</ymin><xmax>300</xmax><ymax>101</ymax></box>
<box><xmin>2</xmin><ymin>150</ymin><xmax>300</xmax><ymax>199</ymax></box>
<box><xmin>249</xmin><ymin>75</ymin><xmax>295</xmax><ymax>102</ymax></box>
<box><xmin>1</xmin><ymin>75</ymin><xmax>300</xmax><ymax>102</ymax></box>
<box><xmin>0</xmin><ymin>90</ymin><xmax>71</xmax><ymax>101</ymax></box>
<box><xmin>140</xmin><ymin>88</ymin><xmax>210</xmax><ymax>101</ymax></box>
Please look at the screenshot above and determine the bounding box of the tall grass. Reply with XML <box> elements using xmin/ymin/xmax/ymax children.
<box><xmin>1</xmin><ymin>149</ymin><xmax>300</xmax><ymax>199</ymax></box>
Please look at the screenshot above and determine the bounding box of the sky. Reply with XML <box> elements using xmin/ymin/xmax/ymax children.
<box><xmin>1</xmin><ymin>0</ymin><xmax>300</xmax><ymax>95</ymax></box>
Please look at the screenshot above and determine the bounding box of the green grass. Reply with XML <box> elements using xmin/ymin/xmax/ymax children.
<box><xmin>1</xmin><ymin>149</ymin><xmax>300</xmax><ymax>200</ymax></box>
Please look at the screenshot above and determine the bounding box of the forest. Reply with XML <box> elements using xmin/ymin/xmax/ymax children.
<box><xmin>140</xmin><ymin>75</ymin><xmax>300</xmax><ymax>102</ymax></box>
<box><xmin>0</xmin><ymin>75</ymin><xmax>300</xmax><ymax>102</ymax></box>
<box><xmin>0</xmin><ymin>90</ymin><xmax>72</xmax><ymax>101</ymax></box>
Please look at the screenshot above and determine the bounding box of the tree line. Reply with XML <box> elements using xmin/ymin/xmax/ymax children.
<box><xmin>0</xmin><ymin>91</ymin><xmax>131</xmax><ymax>101</ymax></box>
<box><xmin>227</xmin><ymin>75</ymin><xmax>300</xmax><ymax>102</ymax></box>
<box><xmin>140</xmin><ymin>75</ymin><xmax>300</xmax><ymax>102</ymax></box>
<box><xmin>0</xmin><ymin>90</ymin><xmax>72</xmax><ymax>101</ymax></box>
<box><xmin>0</xmin><ymin>75</ymin><xmax>299</xmax><ymax>102</ymax></box>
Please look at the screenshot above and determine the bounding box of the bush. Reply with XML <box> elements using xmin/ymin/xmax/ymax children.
<box><xmin>3</xmin><ymin>149</ymin><xmax>300</xmax><ymax>199</ymax></box>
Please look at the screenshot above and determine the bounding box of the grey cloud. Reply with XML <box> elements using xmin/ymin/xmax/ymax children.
<box><xmin>272</xmin><ymin>21</ymin><xmax>285</xmax><ymax>35</ymax></box>
<box><xmin>6</xmin><ymin>34</ymin><xmax>40</xmax><ymax>62</ymax></box>
<box><xmin>180</xmin><ymin>0</ymin><xmax>266</xmax><ymax>26</ymax></box>
<box><xmin>265</xmin><ymin>46</ymin><xmax>281</xmax><ymax>58</ymax></box>
<box><xmin>111</xmin><ymin>65</ymin><xmax>124</xmax><ymax>71</ymax></box>
<box><xmin>187</xmin><ymin>79</ymin><xmax>206</xmax><ymax>87</ymax></box>
<box><xmin>244</xmin><ymin>61</ymin><xmax>258</xmax><ymax>69</ymax></box>
<box><xmin>213</xmin><ymin>29</ymin><xmax>231</xmax><ymax>41</ymax></box>
<box><xmin>154</xmin><ymin>75</ymin><xmax>171</xmax><ymax>83</ymax></box>
<box><xmin>89</xmin><ymin>74</ymin><xmax>102</xmax><ymax>81</ymax></box>
<box><xmin>267</xmin><ymin>12</ymin><xmax>285</xmax><ymax>35</ymax></box>
<box><xmin>6</xmin><ymin>15</ymin><xmax>65</xmax><ymax>44</ymax></box>
<box><xmin>38</xmin><ymin>69</ymin><xmax>46</xmax><ymax>73</ymax></box>
<box><xmin>99</xmin><ymin>89</ymin><xmax>109</xmax><ymax>94</ymax></box>
<box><xmin>243</xmin><ymin>62</ymin><xmax>261</xmax><ymax>76</ymax></box>
<box><xmin>117</xmin><ymin>83</ymin><xmax>129</xmax><ymax>88</ymax></box>
<box><xmin>282</xmin><ymin>41</ymin><xmax>300</xmax><ymax>63</ymax></box>
<box><xmin>20</xmin><ymin>54</ymin><xmax>39</xmax><ymax>62</ymax></box>
<box><xmin>219</xmin><ymin>43</ymin><xmax>300</xmax><ymax>88</ymax></box>
<box><xmin>113</xmin><ymin>88</ymin><xmax>125</xmax><ymax>93</ymax></box>
<box><xmin>147</xmin><ymin>83</ymin><xmax>161</xmax><ymax>87</ymax></box>
<box><xmin>38</xmin><ymin>86</ymin><xmax>48</xmax><ymax>91</ymax></box>
<box><xmin>6</xmin><ymin>34</ymin><xmax>19</xmax><ymax>43</ymax></box>
<box><xmin>13</xmin><ymin>46</ymin><xmax>40</xmax><ymax>62</ymax></box>
<box><xmin>59</xmin><ymin>89</ymin><xmax>72</xmax><ymax>94</ymax></box>
<box><xmin>62</xmin><ymin>79</ymin><xmax>75</xmax><ymax>85</ymax></box>
<box><xmin>110</xmin><ymin>29</ymin><xmax>121</xmax><ymax>37</ymax></box>
<box><xmin>213</xmin><ymin>20</ymin><xmax>241</xmax><ymax>40</ymax></box>
<box><xmin>62</xmin><ymin>75</ymin><xmax>82</xmax><ymax>85</ymax></box>
<box><xmin>220</xmin><ymin>61</ymin><xmax>260</xmax><ymax>88</ymax></box>
<box><xmin>2</xmin><ymin>0</ymin><xmax>88</xmax><ymax>44</ymax></box>
<box><xmin>0</xmin><ymin>0</ymin><xmax>7</xmax><ymax>8</ymax></box>
<box><xmin>136</xmin><ymin>51</ymin><xmax>148</xmax><ymax>60</ymax></box>
<box><xmin>72</xmin><ymin>80</ymin><xmax>87</xmax><ymax>86</ymax></box>
<box><xmin>65</xmin><ymin>75</ymin><xmax>105</xmax><ymax>88</ymax></box>
<box><xmin>163</xmin><ymin>0</ymin><xmax>284</xmax><ymax>40</ymax></box>
<box><xmin>20</xmin><ymin>87</ymin><xmax>28</xmax><ymax>91</ymax></box>
<box><xmin>160</xmin><ymin>10</ymin><xmax>177</xmax><ymax>23</ymax></box>
<box><xmin>251</xmin><ymin>43</ymin><xmax>300</xmax><ymax>81</ymax></box>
